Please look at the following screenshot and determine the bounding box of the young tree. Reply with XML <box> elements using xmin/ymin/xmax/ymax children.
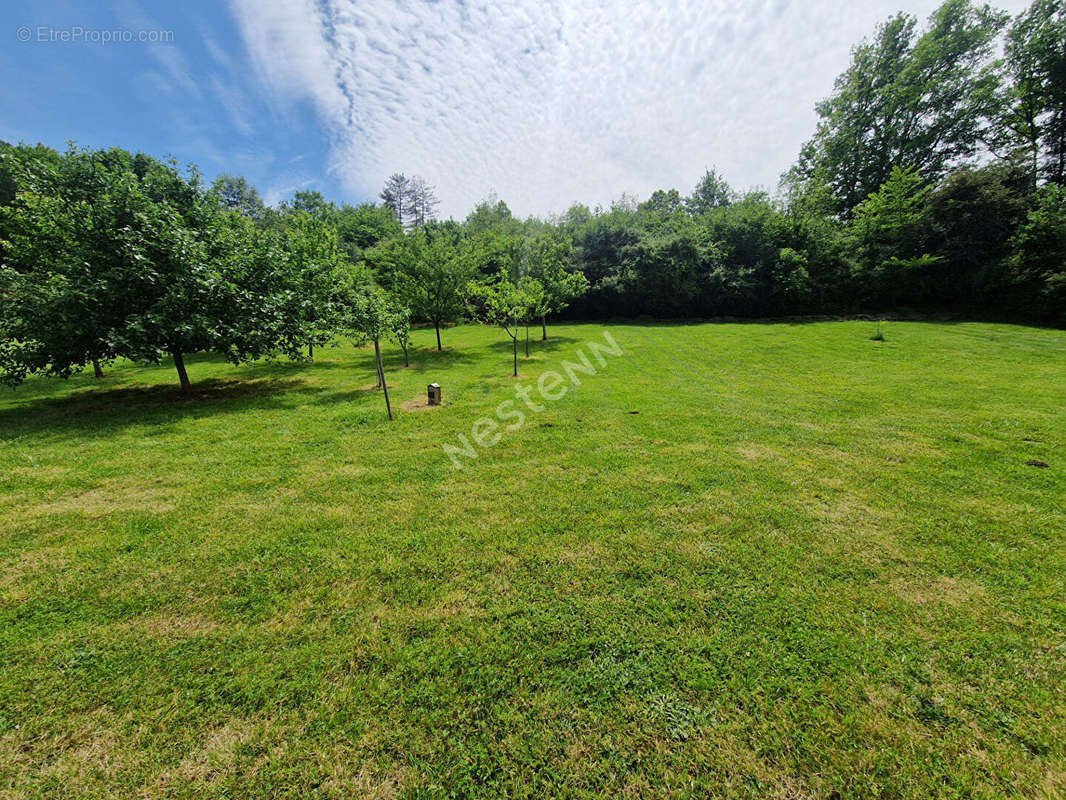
<box><xmin>521</xmin><ymin>233</ymin><xmax>589</xmax><ymax>340</ymax></box>
<box><xmin>344</xmin><ymin>288</ymin><xmax>409</xmax><ymax>420</ymax></box>
<box><xmin>467</xmin><ymin>277</ymin><xmax>542</xmax><ymax>376</ymax></box>
<box><xmin>392</xmin><ymin>223</ymin><xmax>481</xmax><ymax>350</ymax></box>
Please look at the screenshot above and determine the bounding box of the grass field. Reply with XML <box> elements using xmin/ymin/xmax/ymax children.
<box><xmin>1</xmin><ymin>321</ymin><xmax>1064</xmax><ymax>799</ymax></box>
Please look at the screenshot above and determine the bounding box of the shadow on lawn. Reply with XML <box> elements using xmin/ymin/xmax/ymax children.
<box><xmin>0</xmin><ymin>377</ymin><xmax>323</xmax><ymax>439</ymax></box>
<box><xmin>484</xmin><ymin>335</ymin><xmax>582</xmax><ymax>354</ymax></box>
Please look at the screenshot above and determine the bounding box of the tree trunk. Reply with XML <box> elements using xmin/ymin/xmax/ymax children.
<box><xmin>541</xmin><ymin>316</ymin><xmax>547</xmax><ymax>341</ymax></box>
<box><xmin>512</xmin><ymin>336</ymin><xmax>518</xmax><ymax>377</ymax></box>
<box><xmin>435</xmin><ymin>323</ymin><xmax>442</xmax><ymax>351</ymax></box>
<box><xmin>92</xmin><ymin>359</ymin><xmax>103</xmax><ymax>379</ymax></box>
<box><xmin>402</xmin><ymin>342</ymin><xmax>410</xmax><ymax>368</ymax></box>
<box><xmin>171</xmin><ymin>350</ymin><xmax>191</xmax><ymax>392</ymax></box>
<box><xmin>374</xmin><ymin>338</ymin><xmax>393</xmax><ymax>421</ymax></box>
<box><xmin>308</xmin><ymin>342</ymin><xmax>314</xmax><ymax>360</ymax></box>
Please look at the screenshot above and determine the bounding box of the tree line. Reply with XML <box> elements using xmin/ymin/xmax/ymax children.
<box><xmin>1</xmin><ymin>0</ymin><xmax>1063</xmax><ymax>400</ymax></box>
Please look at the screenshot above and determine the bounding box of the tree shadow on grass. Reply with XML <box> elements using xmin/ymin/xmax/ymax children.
<box><xmin>485</xmin><ymin>335</ymin><xmax>583</xmax><ymax>354</ymax></box>
<box><xmin>0</xmin><ymin>377</ymin><xmax>321</xmax><ymax>440</ymax></box>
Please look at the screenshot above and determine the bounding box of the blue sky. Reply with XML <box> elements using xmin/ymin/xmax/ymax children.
<box><xmin>2</xmin><ymin>0</ymin><xmax>1030</xmax><ymax>218</ymax></box>
<box><xmin>2</xmin><ymin>1</ymin><xmax>341</xmax><ymax>207</ymax></box>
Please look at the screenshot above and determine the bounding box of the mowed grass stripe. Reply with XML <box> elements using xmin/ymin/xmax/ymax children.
<box><xmin>0</xmin><ymin>321</ymin><xmax>1063</xmax><ymax>799</ymax></box>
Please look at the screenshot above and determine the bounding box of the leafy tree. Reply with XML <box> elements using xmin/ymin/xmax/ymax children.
<box><xmin>793</xmin><ymin>0</ymin><xmax>1007</xmax><ymax>215</ymax></box>
<box><xmin>286</xmin><ymin>190</ymin><xmax>334</xmax><ymax>218</ymax></box>
<box><xmin>923</xmin><ymin>163</ymin><xmax>1030</xmax><ymax>306</ymax></box>
<box><xmin>851</xmin><ymin>166</ymin><xmax>935</xmax><ymax>305</ymax></box>
<box><xmin>331</xmin><ymin>201</ymin><xmax>401</xmax><ymax>260</ymax></box>
<box><xmin>639</xmin><ymin>189</ymin><xmax>685</xmax><ymax>215</ymax></box>
<box><xmin>467</xmin><ymin>277</ymin><xmax>543</xmax><ymax>376</ymax></box>
<box><xmin>210</xmin><ymin>174</ymin><xmax>266</xmax><ymax>223</ymax></box>
<box><xmin>464</xmin><ymin>194</ymin><xmax>517</xmax><ymax>235</ymax></box>
<box><xmin>1004</xmin><ymin>0</ymin><xmax>1066</xmax><ymax>184</ymax></box>
<box><xmin>519</xmin><ymin>233</ymin><xmax>589</xmax><ymax>339</ymax></box>
<box><xmin>1007</xmin><ymin>183</ymin><xmax>1066</xmax><ymax>322</ymax></box>
<box><xmin>343</xmin><ymin>287</ymin><xmax>409</xmax><ymax>420</ymax></box>
<box><xmin>389</xmin><ymin>223</ymin><xmax>481</xmax><ymax>350</ymax></box>
<box><xmin>1</xmin><ymin>146</ymin><xmax>329</xmax><ymax>391</ymax></box>
<box><xmin>686</xmin><ymin>168</ymin><xmax>733</xmax><ymax>215</ymax></box>
<box><xmin>275</xmin><ymin>209</ymin><xmax>350</xmax><ymax>359</ymax></box>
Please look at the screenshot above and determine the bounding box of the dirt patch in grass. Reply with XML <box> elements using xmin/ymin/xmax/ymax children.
<box><xmin>118</xmin><ymin>613</ymin><xmax>225</xmax><ymax>638</ymax></box>
<box><xmin>401</xmin><ymin>396</ymin><xmax>443</xmax><ymax>412</ymax></box>
<box><xmin>27</xmin><ymin>479</ymin><xmax>176</xmax><ymax>517</ymax></box>
<box><xmin>146</xmin><ymin>717</ymin><xmax>261</xmax><ymax>791</ymax></box>
<box><xmin>890</xmin><ymin>575</ymin><xmax>986</xmax><ymax>607</ymax></box>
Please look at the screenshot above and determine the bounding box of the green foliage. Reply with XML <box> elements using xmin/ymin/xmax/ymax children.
<box><xmin>0</xmin><ymin>146</ymin><xmax>354</xmax><ymax>389</ymax></box>
<box><xmin>1008</xmin><ymin>183</ymin><xmax>1066</xmax><ymax>322</ymax></box>
<box><xmin>381</xmin><ymin>222</ymin><xmax>483</xmax><ymax>349</ymax></box>
<box><xmin>685</xmin><ymin>168</ymin><xmax>733</xmax><ymax>215</ymax></box>
<box><xmin>1005</xmin><ymin>0</ymin><xmax>1066</xmax><ymax>184</ymax></box>
<box><xmin>209</xmin><ymin>174</ymin><xmax>266</xmax><ymax>223</ymax></box>
<box><xmin>794</xmin><ymin>0</ymin><xmax>1007</xmax><ymax>215</ymax></box>
<box><xmin>466</xmin><ymin>275</ymin><xmax>543</xmax><ymax>374</ymax></box>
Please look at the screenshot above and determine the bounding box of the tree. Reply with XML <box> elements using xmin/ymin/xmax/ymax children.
<box><xmin>389</xmin><ymin>223</ymin><xmax>481</xmax><ymax>350</ymax></box>
<box><xmin>1004</xmin><ymin>0</ymin><xmax>1066</xmax><ymax>185</ymax></box>
<box><xmin>686</xmin><ymin>168</ymin><xmax>733</xmax><ymax>215</ymax></box>
<box><xmin>464</xmin><ymin>194</ymin><xmax>516</xmax><ymax>235</ymax></box>
<box><xmin>406</xmin><ymin>176</ymin><xmax>440</xmax><ymax>230</ymax></box>
<box><xmin>275</xmin><ymin>209</ymin><xmax>350</xmax><ymax>359</ymax></box>
<box><xmin>467</xmin><ymin>277</ymin><xmax>542</xmax><ymax>376</ymax></box>
<box><xmin>380</xmin><ymin>173</ymin><xmax>411</xmax><ymax>227</ymax></box>
<box><xmin>210</xmin><ymin>174</ymin><xmax>266</xmax><ymax>222</ymax></box>
<box><xmin>792</xmin><ymin>0</ymin><xmax>1007</xmax><ymax>215</ymax></box>
<box><xmin>922</xmin><ymin>163</ymin><xmax>1030</xmax><ymax>307</ymax></box>
<box><xmin>344</xmin><ymin>287</ymin><xmax>409</xmax><ymax>420</ymax></box>
<box><xmin>333</xmin><ymin>202</ymin><xmax>402</xmax><ymax>262</ymax></box>
<box><xmin>0</xmin><ymin>146</ymin><xmax>331</xmax><ymax>391</ymax></box>
<box><xmin>639</xmin><ymin>189</ymin><xmax>685</xmax><ymax>215</ymax></box>
<box><xmin>851</xmin><ymin>166</ymin><xmax>935</xmax><ymax>306</ymax></box>
<box><xmin>1007</xmin><ymin>183</ymin><xmax>1066</xmax><ymax>322</ymax></box>
<box><xmin>519</xmin><ymin>233</ymin><xmax>589</xmax><ymax>339</ymax></box>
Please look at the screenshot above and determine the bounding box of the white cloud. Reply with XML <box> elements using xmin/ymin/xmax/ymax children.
<box><xmin>229</xmin><ymin>0</ymin><xmax>1030</xmax><ymax>218</ymax></box>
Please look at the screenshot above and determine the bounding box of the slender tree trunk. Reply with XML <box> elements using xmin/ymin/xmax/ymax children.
<box><xmin>402</xmin><ymin>342</ymin><xmax>410</xmax><ymax>368</ymax></box>
<box><xmin>375</xmin><ymin>352</ymin><xmax>384</xmax><ymax>388</ymax></box>
<box><xmin>512</xmin><ymin>336</ymin><xmax>518</xmax><ymax>377</ymax></box>
<box><xmin>92</xmin><ymin>359</ymin><xmax>103</xmax><ymax>379</ymax></box>
<box><xmin>541</xmin><ymin>316</ymin><xmax>547</xmax><ymax>341</ymax></box>
<box><xmin>435</xmin><ymin>322</ymin><xmax>442</xmax><ymax>351</ymax></box>
<box><xmin>171</xmin><ymin>350</ymin><xmax>191</xmax><ymax>392</ymax></box>
<box><xmin>308</xmin><ymin>342</ymin><xmax>314</xmax><ymax>360</ymax></box>
<box><xmin>374</xmin><ymin>338</ymin><xmax>393</xmax><ymax>421</ymax></box>
<box><xmin>525</xmin><ymin>325</ymin><xmax>530</xmax><ymax>358</ymax></box>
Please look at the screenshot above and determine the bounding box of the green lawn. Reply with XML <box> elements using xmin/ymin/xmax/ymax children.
<box><xmin>1</xmin><ymin>321</ymin><xmax>1064</xmax><ymax>799</ymax></box>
